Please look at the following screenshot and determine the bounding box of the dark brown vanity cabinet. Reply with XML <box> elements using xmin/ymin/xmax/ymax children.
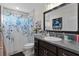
<box><xmin>34</xmin><ymin>38</ymin><xmax>39</xmax><ymax>56</ymax></box>
<box><xmin>34</xmin><ymin>38</ymin><xmax>79</xmax><ymax>56</ymax></box>
<box><xmin>39</xmin><ymin>40</ymin><xmax>57</xmax><ymax>56</ymax></box>
<box><xmin>39</xmin><ymin>47</ymin><xmax>56</xmax><ymax>56</ymax></box>
<box><xmin>38</xmin><ymin>43</ymin><xmax>56</xmax><ymax>56</ymax></box>
<box><xmin>34</xmin><ymin>38</ymin><xmax>57</xmax><ymax>56</ymax></box>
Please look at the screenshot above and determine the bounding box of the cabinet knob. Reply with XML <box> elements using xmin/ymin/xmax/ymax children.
<box><xmin>43</xmin><ymin>50</ymin><xmax>46</xmax><ymax>56</ymax></box>
<box><xmin>63</xmin><ymin>53</ymin><xmax>67</xmax><ymax>56</ymax></box>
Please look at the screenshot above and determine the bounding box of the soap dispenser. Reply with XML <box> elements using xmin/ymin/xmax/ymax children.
<box><xmin>64</xmin><ymin>35</ymin><xmax>68</xmax><ymax>41</ymax></box>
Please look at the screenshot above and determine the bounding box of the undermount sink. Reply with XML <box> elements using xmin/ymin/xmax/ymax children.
<box><xmin>44</xmin><ymin>37</ymin><xmax>62</xmax><ymax>41</ymax></box>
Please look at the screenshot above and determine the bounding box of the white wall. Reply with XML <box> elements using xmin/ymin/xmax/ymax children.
<box><xmin>45</xmin><ymin>3</ymin><xmax>78</xmax><ymax>31</ymax></box>
<box><xmin>34</xmin><ymin>6</ymin><xmax>46</xmax><ymax>30</ymax></box>
<box><xmin>45</xmin><ymin>3</ymin><xmax>63</xmax><ymax>11</ymax></box>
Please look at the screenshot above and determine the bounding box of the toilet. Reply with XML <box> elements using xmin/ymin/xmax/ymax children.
<box><xmin>23</xmin><ymin>43</ymin><xmax>34</xmax><ymax>56</ymax></box>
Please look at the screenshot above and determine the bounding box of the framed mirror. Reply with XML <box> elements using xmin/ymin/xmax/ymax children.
<box><xmin>43</xmin><ymin>3</ymin><xmax>79</xmax><ymax>34</ymax></box>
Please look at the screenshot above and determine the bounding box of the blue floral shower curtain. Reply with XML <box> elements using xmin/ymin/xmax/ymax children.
<box><xmin>3</xmin><ymin>8</ymin><xmax>34</xmax><ymax>55</ymax></box>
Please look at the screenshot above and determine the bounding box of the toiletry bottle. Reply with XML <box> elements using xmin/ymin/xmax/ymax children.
<box><xmin>64</xmin><ymin>35</ymin><xmax>68</xmax><ymax>41</ymax></box>
<box><xmin>75</xmin><ymin>35</ymin><xmax>79</xmax><ymax>43</ymax></box>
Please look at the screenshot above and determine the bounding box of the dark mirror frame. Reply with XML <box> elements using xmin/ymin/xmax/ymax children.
<box><xmin>43</xmin><ymin>3</ymin><xmax>79</xmax><ymax>34</ymax></box>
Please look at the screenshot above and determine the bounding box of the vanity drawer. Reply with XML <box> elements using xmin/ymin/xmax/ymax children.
<box><xmin>39</xmin><ymin>40</ymin><xmax>57</xmax><ymax>54</ymax></box>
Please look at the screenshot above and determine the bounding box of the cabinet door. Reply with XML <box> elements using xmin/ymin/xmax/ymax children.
<box><xmin>39</xmin><ymin>40</ymin><xmax>57</xmax><ymax>54</ymax></box>
<box><xmin>58</xmin><ymin>48</ymin><xmax>79</xmax><ymax>56</ymax></box>
<box><xmin>62</xmin><ymin>50</ymin><xmax>79</xmax><ymax>56</ymax></box>
<box><xmin>39</xmin><ymin>46</ymin><xmax>56</xmax><ymax>56</ymax></box>
<box><xmin>47</xmin><ymin>50</ymin><xmax>56</xmax><ymax>56</ymax></box>
<box><xmin>39</xmin><ymin>46</ymin><xmax>46</xmax><ymax>56</ymax></box>
<box><xmin>34</xmin><ymin>38</ymin><xmax>39</xmax><ymax>47</ymax></box>
<box><xmin>34</xmin><ymin>38</ymin><xmax>39</xmax><ymax>56</ymax></box>
<box><xmin>34</xmin><ymin>47</ymin><xmax>39</xmax><ymax>56</ymax></box>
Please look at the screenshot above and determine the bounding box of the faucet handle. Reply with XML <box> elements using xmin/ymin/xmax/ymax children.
<box><xmin>47</xmin><ymin>32</ymin><xmax>50</xmax><ymax>36</ymax></box>
<box><xmin>63</xmin><ymin>33</ymin><xmax>65</xmax><ymax>36</ymax></box>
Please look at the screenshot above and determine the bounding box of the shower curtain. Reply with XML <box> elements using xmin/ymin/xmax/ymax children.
<box><xmin>2</xmin><ymin>8</ymin><xmax>34</xmax><ymax>55</ymax></box>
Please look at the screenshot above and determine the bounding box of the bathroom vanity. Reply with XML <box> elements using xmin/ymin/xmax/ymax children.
<box><xmin>34</xmin><ymin>34</ymin><xmax>79</xmax><ymax>56</ymax></box>
<box><xmin>36</xmin><ymin>3</ymin><xmax>79</xmax><ymax>56</ymax></box>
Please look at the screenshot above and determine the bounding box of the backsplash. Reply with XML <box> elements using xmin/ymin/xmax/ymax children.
<box><xmin>49</xmin><ymin>32</ymin><xmax>64</xmax><ymax>39</ymax></box>
<box><xmin>49</xmin><ymin>32</ymin><xmax>77</xmax><ymax>42</ymax></box>
<box><xmin>65</xmin><ymin>34</ymin><xmax>76</xmax><ymax>42</ymax></box>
